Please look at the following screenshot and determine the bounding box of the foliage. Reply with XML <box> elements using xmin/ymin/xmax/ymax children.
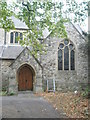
<box><xmin>0</xmin><ymin>0</ymin><xmax>15</xmax><ymax>32</ymax></box>
<box><xmin>14</xmin><ymin>0</ymin><xmax>68</xmax><ymax>57</ymax></box>
<box><xmin>0</xmin><ymin>91</ymin><xmax>7</xmax><ymax>96</ymax></box>
<box><xmin>2</xmin><ymin>86</ymin><xmax>6</xmax><ymax>91</ymax></box>
<box><xmin>8</xmin><ymin>90</ymin><xmax>15</xmax><ymax>96</ymax></box>
<box><xmin>0</xmin><ymin>90</ymin><xmax>15</xmax><ymax>96</ymax></box>
<box><xmin>63</xmin><ymin>0</ymin><xmax>88</xmax><ymax>25</ymax></box>
<box><xmin>88</xmin><ymin>1</ymin><xmax>90</xmax><ymax>16</ymax></box>
<box><xmin>0</xmin><ymin>0</ymin><xmax>88</xmax><ymax>56</ymax></box>
<box><xmin>14</xmin><ymin>0</ymin><xmax>87</xmax><ymax>56</ymax></box>
<box><xmin>81</xmin><ymin>86</ymin><xmax>90</xmax><ymax>98</ymax></box>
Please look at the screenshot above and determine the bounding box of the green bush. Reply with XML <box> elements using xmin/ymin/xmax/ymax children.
<box><xmin>81</xmin><ymin>86</ymin><xmax>90</xmax><ymax>98</ymax></box>
<box><xmin>2</xmin><ymin>87</ymin><xmax>6</xmax><ymax>91</ymax></box>
<box><xmin>0</xmin><ymin>91</ymin><xmax>7</xmax><ymax>96</ymax></box>
<box><xmin>8</xmin><ymin>91</ymin><xmax>15</xmax><ymax>96</ymax></box>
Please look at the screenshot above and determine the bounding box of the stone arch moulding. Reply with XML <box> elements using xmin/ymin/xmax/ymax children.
<box><xmin>16</xmin><ymin>63</ymin><xmax>36</xmax><ymax>92</ymax></box>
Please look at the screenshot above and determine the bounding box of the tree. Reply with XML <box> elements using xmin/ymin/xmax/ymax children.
<box><xmin>0</xmin><ymin>0</ymin><xmax>88</xmax><ymax>56</ymax></box>
<box><xmin>0</xmin><ymin>0</ymin><xmax>15</xmax><ymax>44</ymax></box>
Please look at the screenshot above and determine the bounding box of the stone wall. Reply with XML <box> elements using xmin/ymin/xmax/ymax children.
<box><xmin>0</xmin><ymin>22</ymin><xmax>88</xmax><ymax>93</ymax></box>
<box><xmin>1</xmin><ymin>59</ymin><xmax>13</xmax><ymax>91</ymax></box>
<box><xmin>0</xmin><ymin>28</ymin><xmax>4</xmax><ymax>45</ymax></box>
<box><xmin>41</xmin><ymin>23</ymin><xmax>88</xmax><ymax>92</ymax></box>
<box><xmin>0</xmin><ymin>60</ymin><xmax>2</xmax><ymax>91</ymax></box>
<box><xmin>8</xmin><ymin>48</ymin><xmax>43</xmax><ymax>94</ymax></box>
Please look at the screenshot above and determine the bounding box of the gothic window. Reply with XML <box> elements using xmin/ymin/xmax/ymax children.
<box><xmin>58</xmin><ymin>49</ymin><xmax>62</xmax><ymax>70</ymax></box>
<box><xmin>10</xmin><ymin>32</ymin><xmax>23</xmax><ymax>44</ymax></box>
<box><xmin>20</xmin><ymin>33</ymin><xmax>23</xmax><ymax>40</ymax></box>
<box><xmin>64</xmin><ymin>46</ymin><xmax>69</xmax><ymax>70</ymax></box>
<box><xmin>15</xmin><ymin>32</ymin><xmax>18</xmax><ymax>43</ymax></box>
<box><xmin>10</xmin><ymin>32</ymin><xmax>13</xmax><ymax>43</ymax></box>
<box><xmin>58</xmin><ymin>39</ymin><xmax>75</xmax><ymax>70</ymax></box>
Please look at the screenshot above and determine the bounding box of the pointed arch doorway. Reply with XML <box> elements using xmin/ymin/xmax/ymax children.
<box><xmin>18</xmin><ymin>64</ymin><xmax>35</xmax><ymax>91</ymax></box>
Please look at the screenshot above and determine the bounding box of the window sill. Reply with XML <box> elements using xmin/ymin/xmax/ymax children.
<box><xmin>8</xmin><ymin>44</ymin><xmax>21</xmax><ymax>46</ymax></box>
<box><xmin>57</xmin><ymin>70</ymin><xmax>77</xmax><ymax>73</ymax></box>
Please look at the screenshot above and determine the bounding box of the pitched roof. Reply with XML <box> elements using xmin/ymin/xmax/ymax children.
<box><xmin>0</xmin><ymin>18</ymin><xmax>86</xmax><ymax>60</ymax></box>
<box><xmin>9</xmin><ymin>47</ymin><xmax>43</xmax><ymax>68</ymax></box>
<box><xmin>0</xmin><ymin>45</ymin><xmax>42</xmax><ymax>68</ymax></box>
<box><xmin>49</xmin><ymin>22</ymin><xmax>86</xmax><ymax>40</ymax></box>
<box><xmin>11</xmin><ymin>16</ymin><xmax>50</xmax><ymax>38</ymax></box>
<box><xmin>71</xmin><ymin>22</ymin><xmax>87</xmax><ymax>40</ymax></box>
<box><xmin>0</xmin><ymin>45</ymin><xmax>24</xmax><ymax>59</ymax></box>
<box><xmin>11</xmin><ymin>16</ymin><xmax>28</xmax><ymax>30</ymax></box>
<box><xmin>11</xmin><ymin>16</ymin><xmax>86</xmax><ymax>39</ymax></box>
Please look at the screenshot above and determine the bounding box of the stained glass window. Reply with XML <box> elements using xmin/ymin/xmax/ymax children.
<box><xmin>20</xmin><ymin>33</ymin><xmax>23</xmax><ymax>40</ymax></box>
<box><xmin>69</xmin><ymin>44</ymin><xmax>73</xmax><ymax>50</ymax></box>
<box><xmin>15</xmin><ymin>32</ymin><xmax>18</xmax><ymax>43</ymax></box>
<box><xmin>71</xmin><ymin>50</ymin><xmax>75</xmax><ymax>70</ymax></box>
<box><xmin>10</xmin><ymin>32</ymin><xmax>23</xmax><ymax>44</ymax></box>
<box><xmin>64</xmin><ymin>46</ymin><xmax>69</xmax><ymax>70</ymax></box>
<box><xmin>10</xmin><ymin>32</ymin><xmax>13</xmax><ymax>43</ymax></box>
<box><xmin>58</xmin><ymin>49</ymin><xmax>62</xmax><ymax>70</ymax></box>
<box><xmin>59</xmin><ymin>43</ymin><xmax>64</xmax><ymax>49</ymax></box>
<box><xmin>64</xmin><ymin>39</ymin><xmax>69</xmax><ymax>45</ymax></box>
<box><xmin>58</xmin><ymin>39</ymin><xmax>75</xmax><ymax>70</ymax></box>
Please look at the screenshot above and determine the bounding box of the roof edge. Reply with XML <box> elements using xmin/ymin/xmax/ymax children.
<box><xmin>70</xmin><ymin>22</ymin><xmax>87</xmax><ymax>41</ymax></box>
<box><xmin>0</xmin><ymin>58</ymin><xmax>15</xmax><ymax>60</ymax></box>
<box><xmin>43</xmin><ymin>21</ymin><xmax>87</xmax><ymax>41</ymax></box>
<box><xmin>9</xmin><ymin>47</ymin><xmax>43</xmax><ymax>68</ymax></box>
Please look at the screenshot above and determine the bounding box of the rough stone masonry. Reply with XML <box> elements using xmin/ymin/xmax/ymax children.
<box><xmin>0</xmin><ymin>20</ymin><xmax>88</xmax><ymax>94</ymax></box>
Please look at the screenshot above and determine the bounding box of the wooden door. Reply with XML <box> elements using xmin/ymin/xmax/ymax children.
<box><xmin>18</xmin><ymin>66</ymin><xmax>33</xmax><ymax>91</ymax></box>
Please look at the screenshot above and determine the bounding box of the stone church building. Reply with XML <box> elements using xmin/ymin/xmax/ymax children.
<box><xmin>0</xmin><ymin>16</ymin><xmax>88</xmax><ymax>94</ymax></box>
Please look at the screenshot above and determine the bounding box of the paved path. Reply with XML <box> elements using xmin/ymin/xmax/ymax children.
<box><xmin>0</xmin><ymin>92</ymin><xmax>66</xmax><ymax>118</ymax></box>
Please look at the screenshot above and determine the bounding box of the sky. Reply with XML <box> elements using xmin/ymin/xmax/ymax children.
<box><xmin>7</xmin><ymin>0</ymin><xmax>89</xmax><ymax>3</ymax></box>
<box><xmin>6</xmin><ymin>0</ymin><xmax>88</xmax><ymax>32</ymax></box>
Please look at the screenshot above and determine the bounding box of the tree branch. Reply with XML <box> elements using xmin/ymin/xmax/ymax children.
<box><xmin>22</xmin><ymin>1</ymin><xmax>34</xmax><ymax>12</ymax></box>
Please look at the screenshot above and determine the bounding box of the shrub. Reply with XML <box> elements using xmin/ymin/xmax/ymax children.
<box><xmin>81</xmin><ymin>86</ymin><xmax>90</xmax><ymax>98</ymax></box>
<box><xmin>8</xmin><ymin>91</ymin><xmax>15</xmax><ymax>96</ymax></box>
<box><xmin>0</xmin><ymin>91</ymin><xmax>7</xmax><ymax>96</ymax></box>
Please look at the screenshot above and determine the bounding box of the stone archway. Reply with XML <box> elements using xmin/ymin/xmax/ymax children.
<box><xmin>9</xmin><ymin>47</ymin><xmax>43</xmax><ymax>94</ymax></box>
<box><xmin>17</xmin><ymin>64</ymin><xmax>35</xmax><ymax>91</ymax></box>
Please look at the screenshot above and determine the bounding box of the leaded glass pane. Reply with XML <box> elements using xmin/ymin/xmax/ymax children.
<box><xmin>71</xmin><ymin>50</ymin><xmax>75</xmax><ymax>70</ymax></box>
<box><xmin>20</xmin><ymin>33</ymin><xmax>23</xmax><ymax>40</ymax></box>
<box><xmin>64</xmin><ymin>46</ymin><xmax>69</xmax><ymax>70</ymax></box>
<box><xmin>69</xmin><ymin>44</ymin><xmax>73</xmax><ymax>50</ymax></box>
<box><xmin>64</xmin><ymin>39</ymin><xmax>69</xmax><ymax>45</ymax></box>
<box><xmin>15</xmin><ymin>32</ymin><xmax>18</xmax><ymax>43</ymax></box>
<box><xmin>10</xmin><ymin>32</ymin><xmax>13</xmax><ymax>43</ymax></box>
<box><xmin>58</xmin><ymin>49</ymin><xmax>62</xmax><ymax>70</ymax></box>
<box><xmin>59</xmin><ymin>43</ymin><xmax>64</xmax><ymax>49</ymax></box>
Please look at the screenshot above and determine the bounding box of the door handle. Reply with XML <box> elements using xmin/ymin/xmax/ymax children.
<box><xmin>26</xmin><ymin>80</ymin><xmax>27</xmax><ymax>83</ymax></box>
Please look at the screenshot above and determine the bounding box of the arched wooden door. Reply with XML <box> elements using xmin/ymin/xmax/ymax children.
<box><xmin>18</xmin><ymin>66</ymin><xmax>33</xmax><ymax>91</ymax></box>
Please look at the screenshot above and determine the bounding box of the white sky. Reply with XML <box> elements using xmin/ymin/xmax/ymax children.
<box><xmin>6</xmin><ymin>0</ymin><xmax>88</xmax><ymax>32</ymax></box>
